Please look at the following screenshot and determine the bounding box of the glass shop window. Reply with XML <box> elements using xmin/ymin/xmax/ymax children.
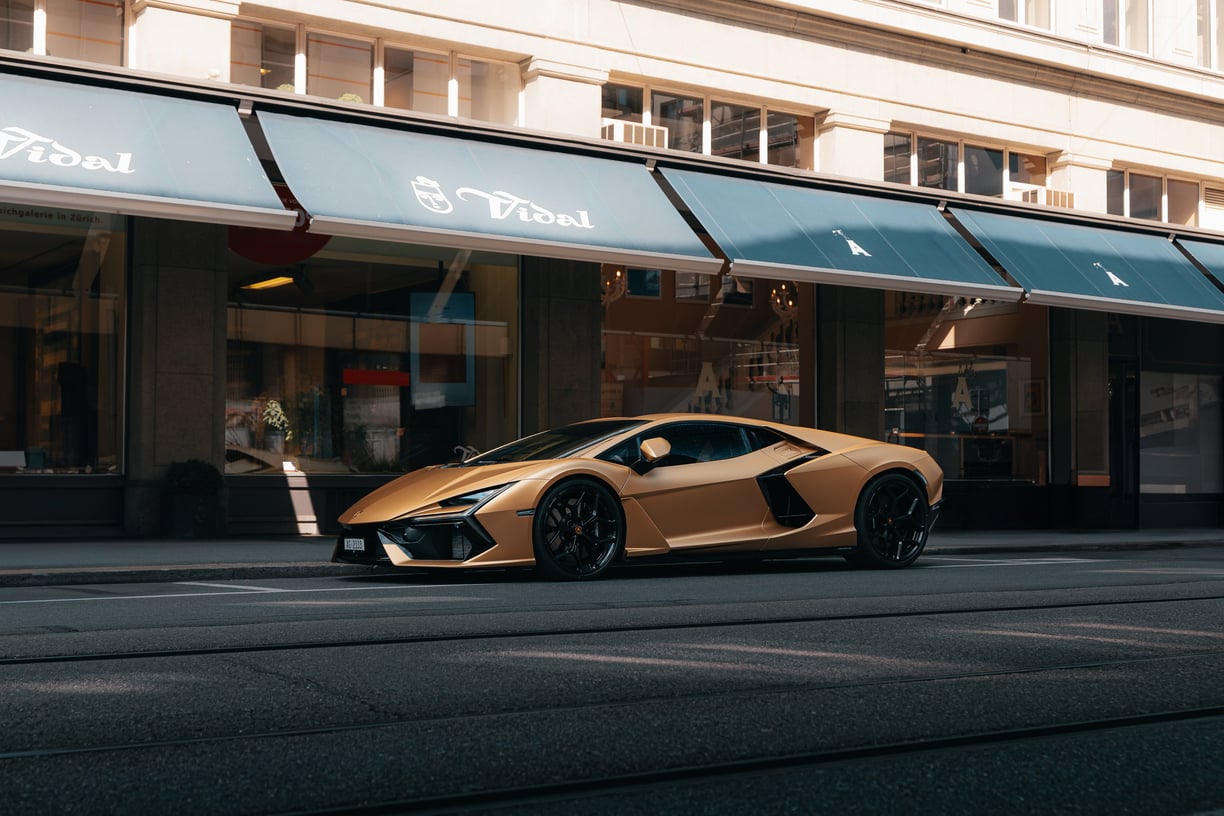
<box><xmin>457</xmin><ymin>57</ymin><xmax>518</xmax><ymax>125</ymax></box>
<box><xmin>307</xmin><ymin>32</ymin><xmax>372</xmax><ymax>103</ymax></box>
<box><xmin>384</xmin><ymin>46</ymin><xmax>449</xmax><ymax>116</ymax></box>
<box><xmin>231</xmin><ymin>21</ymin><xmax>296</xmax><ymax>92</ymax></box>
<box><xmin>1139</xmin><ymin>372</ymin><xmax>1222</xmax><ymax>494</ymax></box>
<box><xmin>225</xmin><ymin>237</ymin><xmax>518</xmax><ymax>474</ymax></box>
<box><xmin>0</xmin><ymin>0</ymin><xmax>34</xmax><ymax>53</ymax></box>
<box><xmin>766</xmin><ymin>111</ymin><xmax>806</xmax><ymax>168</ymax></box>
<box><xmin>601</xmin><ymin>271</ymin><xmax>806</xmax><ymax>425</ymax></box>
<box><xmin>884</xmin><ymin>293</ymin><xmax>1050</xmax><ymax>483</ymax></box>
<box><xmin>46</xmin><ymin>0</ymin><xmax>123</xmax><ymax>65</ymax></box>
<box><xmin>0</xmin><ymin>205</ymin><xmax>126</xmax><ymax>474</ymax></box>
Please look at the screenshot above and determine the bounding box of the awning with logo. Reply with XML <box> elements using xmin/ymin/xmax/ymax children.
<box><xmin>951</xmin><ymin>208</ymin><xmax>1224</xmax><ymax>323</ymax></box>
<box><xmin>657</xmin><ymin>166</ymin><xmax>1020</xmax><ymax>300</ymax></box>
<box><xmin>255</xmin><ymin>112</ymin><xmax>722</xmax><ymax>275</ymax></box>
<box><xmin>0</xmin><ymin>73</ymin><xmax>294</xmax><ymax>230</ymax></box>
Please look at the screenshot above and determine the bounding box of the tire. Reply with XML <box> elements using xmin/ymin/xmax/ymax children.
<box><xmin>532</xmin><ymin>478</ymin><xmax>625</xmax><ymax>580</ymax></box>
<box><xmin>844</xmin><ymin>472</ymin><xmax>930</xmax><ymax>569</ymax></box>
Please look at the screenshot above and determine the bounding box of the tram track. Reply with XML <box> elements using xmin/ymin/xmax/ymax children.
<box><xmin>2</xmin><ymin>646</ymin><xmax>1222</xmax><ymax>763</ymax></box>
<box><xmin>285</xmin><ymin>705</ymin><xmax>1224</xmax><ymax>815</ymax></box>
<box><xmin>1</xmin><ymin>591</ymin><xmax>1220</xmax><ymax>667</ymax></box>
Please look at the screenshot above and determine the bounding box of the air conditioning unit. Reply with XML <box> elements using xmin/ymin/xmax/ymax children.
<box><xmin>1010</xmin><ymin>185</ymin><xmax>1075</xmax><ymax>209</ymax></box>
<box><xmin>601</xmin><ymin>118</ymin><xmax>669</xmax><ymax>148</ymax></box>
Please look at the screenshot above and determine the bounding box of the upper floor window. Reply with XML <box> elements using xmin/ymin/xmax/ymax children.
<box><xmin>603</xmin><ymin>82</ymin><xmax>813</xmax><ymax>170</ymax></box>
<box><xmin>1107</xmin><ymin>170</ymin><xmax>1200</xmax><ymax>225</ymax></box>
<box><xmin>230</xmin><ymin>20</ymin><xmax>519</xmax><ymax>126</ymax></box>
<box><xmin>998</xmin><ymin>0</ymin><xmax>1051</xmax><ymax>28</ymax></box>
<box><xmin>1</xmin><ymin>0</ymin><xmax>123</xmax><ymax>64</ymax></box>
<box><xmin>1103</xmin><ymin>0</ymin><xmax>1151</xmax><ymax>52</ymax></box>
<box><xmin>886</xmin><ymin>131</ymin><xmax>1059</xmax><ymax>205</ymax></box>
<box><xmin>0</xmin><ymin>0</ymin><xmax>34</xmax><ymax>53</ymax></box>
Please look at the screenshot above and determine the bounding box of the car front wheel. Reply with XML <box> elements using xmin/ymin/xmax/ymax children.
<box><xmin>845</xmin><ymin>472</ymin><xmax>930</xmax><ymax>569</ymax></box>
<box><xmin>532</xmin><ymin>478</ymin><xmax>624</xmax><ymax>580</ymax></box>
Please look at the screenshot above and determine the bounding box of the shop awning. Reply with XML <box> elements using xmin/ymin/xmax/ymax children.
<box><xmin>658</xmin><ymin>167</ymin><xmax>1020</xmax><ymax>300</ymax></box>
<box><xmin>1174</xmin><ymin>237</ymin><xmax>1224</xmax><ymax>288</ymax></box>
<box><xmin>256</xmin><ymin>112</ymin><xmax>722</xmax><ymax>275</ymax></box>
<box><xmin>951</xmin><ymin>208</ymin><xmax>1224</xmax><ymax>323</ymax></box>
<box><xmin>0</xmin><ymin>73</ymin><xmax>294</xmax><ymax>230</ymax></box>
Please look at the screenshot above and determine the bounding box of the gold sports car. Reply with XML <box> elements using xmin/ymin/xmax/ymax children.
<box><xmin>333</xmin><ymin>414</ymin><xmax>943</xmax><ymax>580</ymax></box>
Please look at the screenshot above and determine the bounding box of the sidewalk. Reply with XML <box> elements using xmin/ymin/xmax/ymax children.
<box><xmin>0</xmin><ymin>528</ymin><xmax>1221</xmax><ymax>587</ymax></box>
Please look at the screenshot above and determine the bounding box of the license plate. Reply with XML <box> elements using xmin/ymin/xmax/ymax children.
<box><xmin>343</xmin><ymin>537</ymin><xmax>365</xmax><ymax>552</ymax></box>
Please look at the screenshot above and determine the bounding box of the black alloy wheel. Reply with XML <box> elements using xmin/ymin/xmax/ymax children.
<box><xmin>532</xmin><ymin>478</ymin><xmax>624</xmax><ymax>580</ymax></box>
<box><xmin>846</xmin><ymin>472</ymin><xmax>930</xmax><ymax>569</ymax></box>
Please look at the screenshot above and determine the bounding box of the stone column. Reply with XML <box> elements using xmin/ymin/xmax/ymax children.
<box><xmin>1047</xmin><ymin>152</ymin><xmax>1113</xmax><ymax>214</ymax></box>
<box><xmin>815</xmin><ymin>113</ymin><xmax>891</xmax><ymax>180</ymax></box>
<box><xmin>124</xmin><ymin>218</ymin><xmax>228</xmax><ymax>534</ymax></box>
<box><xmin>520</xmin><ymin>59</ymin><xmax>608</xmax><ymax>138</ymax></box>
<box><xmin>129</xmin><ymin>1</ymin><xmax>237</xmax><ymax>82</ymax></box>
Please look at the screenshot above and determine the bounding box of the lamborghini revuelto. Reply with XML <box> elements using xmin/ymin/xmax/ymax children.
<box><xmin>333</xmin><ymin>414</ymin><xmax>943</xmax><ymax>580</ymax></box>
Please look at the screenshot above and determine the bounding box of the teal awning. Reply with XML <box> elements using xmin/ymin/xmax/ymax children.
<box><xmin>1174</xmin><ymin>237</ymin><xmax>1224</xmax><ymax>291</ymax></box>
<box><xmin>952</xmin><ymin>208</ymin><xmax>1224</xmax><ymax>323</ymax></box>
<box><xmin>658</xmin><ymin>167</ymin><xmax>1020</xmax><ymax>300</ymax></box>
<box><xmin>0</xmin><ymin>73</ymin><xmax>293</xmax><ymax>229</ymax></box>
<box><xmin>256</xmin><ymin>112</ymin><xmax>722</xmax><ymax>275</ymax></box>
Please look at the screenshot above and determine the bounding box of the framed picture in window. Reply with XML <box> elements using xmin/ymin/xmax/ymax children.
<box><xmin>1022</xmin><ymin>378</ymin><xmax>1045</xmax><ymax>417</ymax></box>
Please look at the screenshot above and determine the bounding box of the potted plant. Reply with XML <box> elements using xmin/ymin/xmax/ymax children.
<box><xmin>162</xmin><ymin>458</ymin><xmax>223</xmax><ymax>539</ymax></box>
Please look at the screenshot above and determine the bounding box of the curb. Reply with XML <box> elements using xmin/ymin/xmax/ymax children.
<box><xmin>0</xmin><ymin>539</ymin><xmax>1219</xmax><ymax>588</ymax></box>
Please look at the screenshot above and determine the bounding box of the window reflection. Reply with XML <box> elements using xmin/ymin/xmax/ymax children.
<box><xmin>884</xmin><ymin>294</ymin><xmax>1048</xmax><ymax>483</ymax></box>
<box><xmin>457</xmin><ymin>57</ymin><xmax>518</xmax><ymax>124</ymax></box>
<box><xmin>307</xmin><ymin>33</ymin><xmax>372</xmax><ymax>103</ymax></box>
<box><xmin>46</xmin><ymin>0</ymin><xmax>122</xmax><ymax>65</ymax></box>
<box><xmin>652</xmin><ymin>91</ymin><xmax>704</xmax><ymax>153</ymax></box>
<box><xmin>384</xmin><ymin>46</ymin><xmax>449</xmax><ymax>116</ymax></box>
<box><xmin>231</xmin><ymin>21</ymin><xmax>296</xmax><ymax>91</ymax></box>
<box><xmin>225</xmin><ymin>239</ymin><xmax>518</xmax><ymax>474</ymax></box>
<box><xmin>0</xmin><ymin>206</ymin><xmax>126</xmax><ymax>474</ymax></box>
<box><xmin>0</xmin><ymin>0</ymin><xmax>34</xmax><ymax>53</ymax></box>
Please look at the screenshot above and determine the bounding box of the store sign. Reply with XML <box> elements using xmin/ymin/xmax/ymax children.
<box><xmin>832</xmin><ymin>228</ymin><xmax>872</xmax><ymax>257</ymax></box>
<box><xmin>411</xmin><ymin>176</ymin><xmax>595</xmax><ymax>230</ymax></box>
<box><xmin>0</xmin><ymin>126</ymin><xmax>134</xmax><ymax>174</ymax></box>
<box><xmin>1093</xmin><ymin>261</ymin><xmax>1129</xmax><ymax>287</ymax></box>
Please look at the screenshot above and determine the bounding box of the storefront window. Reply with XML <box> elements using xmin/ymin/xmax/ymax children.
<box><xmin>884</xmin><ymin>294</ymin><xmax>1049</xmax><ymax>483</ymax></box>
<box><xmin>225</xmin><ymin>238</ymin><xmax>518</xmax><ymax>474</ymax></box>
<box><xmin>307</xmin><ymin>32</ymin><xmax>372</xmax><ymax>103</ymax></box>
<box><xmin>1139</xmin><ymin>372</ymin><xmax>1222</xmax><ymax>493</ymax></box>
<box><xmin>457</xmin><ymin>57</ymin><xmax>518</xmax><ymax>125</ymax></box>
<box><xmin>384</xmin><ymin>46</ymin><xmax>449</xmax><ymax>116</ymax></box>
<box><xmin>231</xmin><ymin>21</ymin><xmax>296</xmax><ymax>92</ymax></box>
<box><xmin>601</xmin><ymin>272</ymin><xmax>805</xmax><ymax>424</ymax></box>
<box><xmin>0</xmin><ymin>0</ymin><xmax>34</xmax><ymax>53</ymax></box>
<box><xmin>1129</xmin><ymin>172</ymin><xmax>1161</xmax><ymax>220</ymax></box>
<box><xmin>0</xmin><ymin>205</ymin><xmax>126</xmax><ymax>474</ymax></box>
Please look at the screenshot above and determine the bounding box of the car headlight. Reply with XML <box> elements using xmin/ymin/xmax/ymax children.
<box><xmin>438</xmin><ymin>483</ymin><xmax>513</xmax><ymax>508</ymax></box>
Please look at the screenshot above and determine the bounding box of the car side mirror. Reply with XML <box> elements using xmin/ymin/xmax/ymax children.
<box><xmin>631</xmin><ymin>437</ymin><xmax>671</xmax><ymax>475</ymax></box>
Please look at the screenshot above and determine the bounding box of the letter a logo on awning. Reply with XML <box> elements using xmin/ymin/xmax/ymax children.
<box><xmin>1093</xmin><ymin>261</ymin><xmax>1128</xmax><ymax>287</ymax></box>
<box><xmin>833</xmin><ymin>228</ymin><xmax>872</xmax><ymax>257</ymax></box>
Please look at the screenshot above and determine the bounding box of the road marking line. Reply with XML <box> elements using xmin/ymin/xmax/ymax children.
<box><xmin>0</xmin><ymin>584</ymin><xmax>482</xmax><ymax>605</ymax></box>
<box><xmin>177</xmin><ymin>581</ymin><xmax>288</xmax><ymax>593</ymax></box>
<box><xmin>926</xmin><ymin>557</ymin><xmax>1103</xmax><ymax>568</ymax></box>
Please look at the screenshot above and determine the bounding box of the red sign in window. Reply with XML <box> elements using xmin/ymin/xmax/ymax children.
<box><xmin>342</xmin><ymin>369</ymin><xmax>411</xmax><ymax>387</ymax></box>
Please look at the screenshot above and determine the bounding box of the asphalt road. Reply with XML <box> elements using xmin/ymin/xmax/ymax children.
<box><xmin>1</xmin><ymin>549</ymin><xmax>1222</xmax><ymax>815</ymax></box>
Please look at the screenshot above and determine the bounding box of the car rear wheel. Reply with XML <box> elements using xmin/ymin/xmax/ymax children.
<box><xmin>845</xmin><ymin>472</ymin><xmax>929</xmax><ymax>569</ymax></box>
<box><xmin>533</xmin><ymin>478</ymin><xmax>624</xmax><ymax>580</ymax></box>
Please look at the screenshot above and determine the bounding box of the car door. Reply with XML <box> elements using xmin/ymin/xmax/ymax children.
<box><xmin>616</xmin><ymin>421</ymin><xmax>776</xmax><ymax>552</ymax></box>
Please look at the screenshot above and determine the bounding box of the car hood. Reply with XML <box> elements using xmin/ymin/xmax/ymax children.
<box><xmin>338</xmin><ymin>460</ymin><xmax>552</xmax><ymax>524</ymax></box>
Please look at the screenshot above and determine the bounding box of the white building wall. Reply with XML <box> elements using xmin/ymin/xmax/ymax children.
<box><xmin>125</xmin><ymin>0</ymin><xmax>1224</xmax><ymax>216</ymax></box>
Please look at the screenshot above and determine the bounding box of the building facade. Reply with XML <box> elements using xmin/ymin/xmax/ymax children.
<box><xmin>2</xmin><ymin>0</ymin><xmax>1224</xmax><ymax>538</ymax></box>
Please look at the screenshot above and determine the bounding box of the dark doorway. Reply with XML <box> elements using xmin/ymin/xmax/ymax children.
<box><xmin>1107</xmin><ymin>358</ymin><xmax>1139</xmax><ymax>527</ymax></box>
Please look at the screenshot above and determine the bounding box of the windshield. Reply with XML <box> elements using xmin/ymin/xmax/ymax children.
<box><xmin>467</xmin><ymin>419</ymin><xmax>647</xmax><ymax>464</ymax></box>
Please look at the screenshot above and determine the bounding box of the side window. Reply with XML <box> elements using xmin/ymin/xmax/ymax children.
<box><xmin>745</xmin><ymin>426</ymin><xmax>785</xmax><ymax>451</ymax></box>
<box><xmin>599</xmin><ymin>438</ymin><xmax>639</xmax><ymax>466</ymax></box>
<box><xmin>658</xmin><ymin>423</ymin><xmax>750</xmax><ymax>465</ymax></box>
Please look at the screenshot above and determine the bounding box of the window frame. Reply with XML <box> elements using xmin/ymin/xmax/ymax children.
<box><xmin>1106</xmin><ymin>169</ymin><xmax>1204</xmax><ymax>224</ymax></box>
